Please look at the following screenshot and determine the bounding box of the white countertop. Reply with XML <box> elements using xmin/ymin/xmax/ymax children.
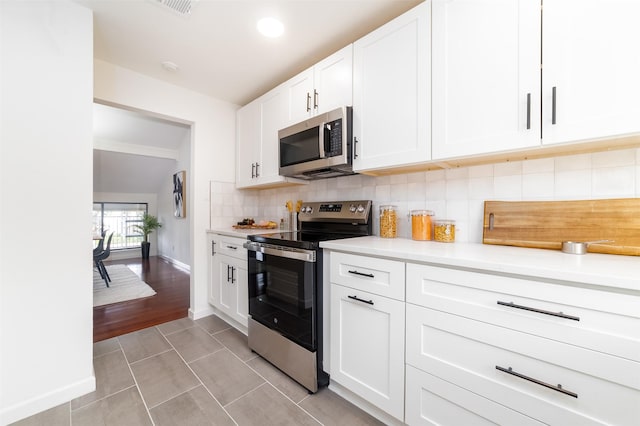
<box><xmin>207</xmin><ymin>228</ymin><xmax>281</xmax><ymax>238</ymax></box>
<box><xmin>320</xmin><ymin>236</ymin><xmax>640</xmax><ymax>292</ymax></box>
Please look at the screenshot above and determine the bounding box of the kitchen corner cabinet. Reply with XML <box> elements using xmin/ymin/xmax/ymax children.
<box><xmin>236</xmin><ymin>87</ymin><xmax>306</xmax><ymax>189</ymax></box>
<box><xmin>352</xmin><ymin>2</ymin><xmax>431</xmax><ymax>173</ymax></box>
<box><xmin>207</xmin><ymin>233</ymin><xmax>248</xmax><ymax>328</ymax></box>
<box><xmin>432</xmin><ymin>0</ymin><xmax>640</xmax><ymax>161</ymax></box>
<box><xmin>329</xmin><ymin>252</ymin><xmax>406</xmax><ymax>421</ymax></box>
<box><xmin>286</xmin><ymin>45</ymin><xmax>353</xmax><ymax>124</ymax></box>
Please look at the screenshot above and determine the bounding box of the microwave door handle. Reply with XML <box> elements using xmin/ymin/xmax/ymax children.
<box><xmin>318</xmin><ymin>123</ymin><xmax>326</xmax><ymax>158</ymax></box>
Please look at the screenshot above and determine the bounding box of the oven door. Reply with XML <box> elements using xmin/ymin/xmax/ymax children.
<box><xmin>245</xmin><ymin>242</ymin><xmax>317</xmax><ymax>351</ymax></box>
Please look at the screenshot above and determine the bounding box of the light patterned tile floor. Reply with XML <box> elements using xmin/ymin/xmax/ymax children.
<box><xmin>11</xmin><ymin>315</ymin><xmax>384</xmax><ymax>426</ymax></box>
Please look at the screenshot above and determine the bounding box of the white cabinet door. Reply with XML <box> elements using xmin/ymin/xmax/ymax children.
<box><xmin>542</xmin><ymin>0</ymin><xmax>640</xmax><ymax>145</ymax></box>
<box><xmin>330</xmin><ymin>284</ymin><xmax>405</xmax><ymax>421</ymax></box>
<box><xmin>431</xmin><ymin>0</ymin><xmax>541</xmax><ymax>160</ymax></box>
<box><xmin>207</xmin><ymin>234</ymin><xmax>220</xmax><ymax>306</ymax></box>
<box><xmin>287</xmin><ymin>45</ymin><xmax>353</xmax><ymax>124</ymax></box>
<box><xmin>313</xmin><ymin>45</ymin><xmax>353</xmax><ymax>115</ymax></box>
<box><xmin>286</xmin><ymin>67</ymin><xmax>314</xmax><ymax>124</ymax></box>
<box><xmin>259</xmin><ymin>86</ymin><xmax>289</xmax><ymax>183</ymax></box>
<box><xmin>352</xmin><ymin>2</ymin><xmax>430</xmax><ymax>172</ymax></box>
<box><xmin>235</xmin><ymin>99</ymin><xmax>261</xmax><ymax>188</ymax></box>
<box><xmin>215</xmin><ymin>255</ymin><xmax>248</xmax><ymax>328</ymax></box>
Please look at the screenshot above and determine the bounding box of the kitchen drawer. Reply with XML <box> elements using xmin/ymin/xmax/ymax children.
<box><xmin>406</xmin><ymin>304</ymin><xmax>640</xmax><ymax>426</ymax></box>
<box><xmin>405</xmin><ymin>365</ymin><xmax>544</xmax><ymax>426</ymax></box>
<box><xmin>406</xmin><ymin>263</ymin><xmax>640</xmax><ymax>361</ymax></box>
<box><xmin>213</xmin><ymin>235</ymin><xmax>247</xmax><ymax>260</ymax></box>
<box><xmin>329</xmin><ymin>251</ymin><xmax>405</xmax><ymax>301</ymax></box>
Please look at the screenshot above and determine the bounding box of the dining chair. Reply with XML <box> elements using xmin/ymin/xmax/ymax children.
<box><xmin>94</xmin><ymin>232</ymin><xmax>113</xmax><ymax>287</ymax></box>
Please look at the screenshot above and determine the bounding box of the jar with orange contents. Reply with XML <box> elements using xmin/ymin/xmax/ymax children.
<box><xmin>410</xmin><ymin>210</ymin><xmax>434</xmax><ymax>241</ymax></box>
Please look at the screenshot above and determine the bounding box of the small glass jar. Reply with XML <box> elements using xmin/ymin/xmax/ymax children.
<box><xmin>379</xmin><ymin>205</ymin><xmax>398</xmax><ymax>238</ymax></box>
<box><xmin>434</xmin><ymin>220</ymin><xmax>456</xmax><ymax>242</ymax></box>
<box><xmin>411</xmin><ymin>210</ymin><xmax>434</xmax><ymax>241</ymax></box>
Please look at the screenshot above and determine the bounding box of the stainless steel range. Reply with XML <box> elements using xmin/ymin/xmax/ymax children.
<box><xmin>244</xmin><ymin>200</ymin><xmax>372</xmax><ymax>392</ymax></box>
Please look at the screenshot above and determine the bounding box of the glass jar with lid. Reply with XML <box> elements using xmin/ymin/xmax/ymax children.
<box><xmin>434</xmin><ymin>219</ymin><xmax>456</xmax><ymax>242</ymax></box>
<box><xmin>410</xmin><ymin>210</ymin><xmax>434</xmax><ymax>240</ymax></box>
<box><xmin>379</xmin><ymin>205</ymin><xmax>398</xmax><ymax>238</ymax></box>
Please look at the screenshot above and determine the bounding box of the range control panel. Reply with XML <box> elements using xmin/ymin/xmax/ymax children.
<box><xmin>298</xmin><ymin>200</ymin><xmax>372</xmax><ymax>223</ymax></box>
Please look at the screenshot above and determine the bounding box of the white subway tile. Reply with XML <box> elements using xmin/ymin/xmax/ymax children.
<box><xmin>468</xmin><ymin>164</ymin><xmax>494</xmax><ymax>178</ymax></box>
<box><xmin>592</xmin><ymin>166</ymin><xmax>635</xmax><ymax>197</ymax></box>
<box><xmin>406</xmin><ymin>182</ymin><xmax>427</xmax><ymax>202</ymax></box>
<box><xmin>446</xmin><ymin>178</ymin><xmax>470</xmax><ymax>200</ymax></box>
<box><xmin>494</xmin><ymin>161</ymin><xmax>523</xmax><ymax>177</ymax></box>
<box><xmin>426</xmin><ymin>179</ymin><xmax>446</xmax><ymax>200</ymax></box>
<box><xmin>523</xmin><ymin>157</ymin><xmax>554</xmax><ymax>174</ymax></box>
<box><xmin>591</xmin><ymin>148</ymin><xmax>636</xmax><ymax>168</ymax></box>
<box><xmin>426</xmin><ymin>169</ymin><xmax>446</xmax><ymax>182</ymax></box>
<box><xmin>445</xmin><ymin>167</ymin><xmax>468</xmax><ymax>180</ymax></box>
<box><xmin>555</xmin><ymin>153</ymin><xmax>591</xmax><ymax>171</ymax></box>
<box><xmin>468</xmin><ymin>177</ymin><xmax>495</xmax><ymax>200</ymax></box>
<box><xmin>390</xmin><ymin>174</ymin><xmax>408</xmax><ymax>185</ymax></box>
<box><xmin>494</xmin><ymin>175</ymin><xmax>522</xmax><ymax>199</ymax></box>
<box><xmin>555</xmin><ymin>170</ymin><xmax>591</xmax><ymax>199</ymax></box>
<box><xmin>406</xmin><ymin>171</ymin><xmax>426</xmax><ymax>183</ymax></box>
<box><xmin>522</xmin><ymin>172</ymin><xmax>554</xmax><ymax>198</ymax></box>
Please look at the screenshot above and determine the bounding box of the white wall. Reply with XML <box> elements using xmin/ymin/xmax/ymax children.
<box><xmin>158</xmin><ymin>132</ymin><xmax>191</xmax><ymax>268</ymax></box>
<box><xmin>93</xmin><ymin>192</ymin><xmax>160</xmax><ymax>260</ymax></box>
<box><xmin>0</xmin><ymin>1</ymin><xmax>95</xmax><ymax>424</ymax></box>
<box><xmin>94</xmin><ymin>60</ymin><xmax>238</xmax><ymax>319</ymax></box>
<box><xmin>217</xmin><ymin>148</ymin><xmax>640</xmax><ymax>242</ymax></box>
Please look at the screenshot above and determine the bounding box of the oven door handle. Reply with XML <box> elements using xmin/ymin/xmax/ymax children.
<box><xmin>244</xmin><ymin>242</ymin><xmax>316</xmax><ymax>263</ymax></box>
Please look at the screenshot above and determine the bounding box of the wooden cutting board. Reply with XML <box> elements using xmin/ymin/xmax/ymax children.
<box><xmin>482</xmin><ymin>199</ymin><xmax>640</xmax><ymax>256</ymax></box>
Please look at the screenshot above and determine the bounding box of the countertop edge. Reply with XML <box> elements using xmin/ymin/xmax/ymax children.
<box><xmin>320</xmin><ymin>237</ymin><xmax>640</xmax><ymax>292</ymax></box>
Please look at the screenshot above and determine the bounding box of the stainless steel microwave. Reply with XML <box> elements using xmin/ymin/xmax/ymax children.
<box><xmin>278</xmin><ymin>106</ymin><xmax>354</xmax><ymax>180</ymax></box>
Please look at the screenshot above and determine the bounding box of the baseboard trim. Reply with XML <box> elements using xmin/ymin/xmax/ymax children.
<box><xmin>1</xmin><ymin>375</ymin><xmax>95</xmax><ymax>425</ymax></box>
<box><xmin>189</xmin><ymin>306</ymin><xmax>215</xmax><ymax>321</ymax></box>
<box><xmin>159</xmin><ymin>255</ymin><xmax>190</xmax><ymax>272</ymax></box>
<box><xmin>328</xmin><ymin>381</ymin><xmax>403</xmax><ymax>426</ymax></box>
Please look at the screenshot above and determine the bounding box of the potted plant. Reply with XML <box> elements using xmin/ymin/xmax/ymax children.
<box><xmin>133</xmin><ymin>213</ymin><xmax>162</xmax><ymax>259</ymax></box>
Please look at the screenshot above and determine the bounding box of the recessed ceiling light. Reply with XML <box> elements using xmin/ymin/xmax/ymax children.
<box><xmin>161</xmin><ymin>61</ymin><xmax>179</xmax><ymax>72</ymax></box>
<box><xmin>257</xmin><ymin>17</ymin><xmax>284</xmax><ymax>38</ymax></box>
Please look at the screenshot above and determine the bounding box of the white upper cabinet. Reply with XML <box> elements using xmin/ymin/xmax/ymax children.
<box><xmin>352</xmin><ymin>2</ymin><xmax>431</xmax><ymax>173</ymax></box>
<box><xmin>431</xmin><ymin>0</ymin><xmax>541</xmax><ymax>160</ymax></box>
<box><xmin>236</xmin><ymin>98</ymin><xmax>262</xmax><ymax>188</ymax></box>
<box><xmin>287</xmin><ymin>45</ymin><xmax>353</xmax><ymax>124</ymax></box>
<box><xmin>542</xmin><ymin>0</ymin><xmax>640</xmax><ymax>145</ymax></box>
<box><xmin>236</xmin><ymin>85</ymin><xmax>305</xmax><ymax>189</ymax></box>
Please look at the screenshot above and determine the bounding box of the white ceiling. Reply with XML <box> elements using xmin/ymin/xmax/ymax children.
<box><xmin>78</xmin><ymin>0</ymin><xmax>423</xmax><ymax>106</ymax></box>
<box><xmin>86</xmin><ymin>0</ymin><xmax>423</xmax><ymax>194</ymax></box>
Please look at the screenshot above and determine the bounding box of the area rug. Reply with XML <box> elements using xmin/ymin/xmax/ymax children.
<box><xmin>93</xmin><ymin>264</ymin><xmax>156</xmax><ymax>307</ymax></box>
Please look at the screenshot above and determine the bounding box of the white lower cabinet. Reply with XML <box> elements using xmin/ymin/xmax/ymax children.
<box><xmin>207</xmin><ymin>233</ymin><xmax>248</xmax><ymax>328</ymax></box>
<box><xmin>330</xmin><ymin>283</ymin><xmax>405</xmax><ymax>421</ymax></box>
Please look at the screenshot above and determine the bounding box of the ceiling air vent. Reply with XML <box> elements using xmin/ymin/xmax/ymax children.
<box><xmin>152</xmin><ymin>0</ymin><xmax>198</xmax><ymax>16</ymax></box>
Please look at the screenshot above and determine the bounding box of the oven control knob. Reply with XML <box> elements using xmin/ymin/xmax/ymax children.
<box><xmin>349</xmin><ymin>204</ymin><xmax>357</xmax><ymax>213</ymax></box>
<box><xmin>357</xmin><ymin>204</ymin><xmax>365</xmax><ymax>213</ymax></box>
<box><xmin>306</xmin><ymin>206</ymin><xmax>313</xmax><ymax>214</ymax></box>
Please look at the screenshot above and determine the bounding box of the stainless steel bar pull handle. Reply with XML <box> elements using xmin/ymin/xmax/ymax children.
<box><xmin>306</xmin><ymin>93</ymin><xmax>311</xmax><ymax>112</ymax></box>
<box><xmin>496</xmin><ymin>365</ymin><xmax>578</xmax><ymax>398</ymax></box>
<box><xmin>552</xmin><ymin>86</ymin><xmax>557</xmax><ymax>125</ymax></box>
<box><xmin>353</xmin><ymin>137</ymin><xmax>359</xmax><ymax>159</ymax></box>
<box><xmin>227</xmin><ymin>265</ymin><xmax>231</xmax><ymax>282</ymax></box>
<box><xmin>212</xmin><ymin>241</ymin><xmax>216</xmax><ymax>255</ymax></box>
<box><xmin>348</xmin><ymin>270</ymin><xmax>374</xmax><ymax>278</ymax></box>
<box><xmin>348</xmin><ymin>295</ymin><xmax>374</xmax><ymax>305</ymax></box>
<box><xmin>497</xmin><ymin>301</ymin><xmax>580</xmax><ymax>321</ymax></box>
<box><xmin>255</xmin><ymin>162</ymin><xmax>260</xmax><ymax>178</ymax></box>
<box><xmin>526</xmin><ymin>93</ymin><xmax>531</xmax><ymax>130</ymax></box>
<box><xmin>251</xmin><ymin>163</ymin><xmax>256</xmax><ymax>179</ymax></box>
<box><xmin>313</xmin><ymin>89</ymin><xmax>318</xmax><ymax>109</ymax></box>
<box><xmin>226</xmin><ymin>245</ymin><xmax>238</xmax><ymax>250</ymax></box>
<box><xmin>231</xmin><ymin>267</ymin><xmax>236</xmax><ymax>284</ymax></box>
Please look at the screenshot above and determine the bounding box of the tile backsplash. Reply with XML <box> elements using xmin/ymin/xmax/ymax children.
<box><xmin>211</xmin><ymin>148</ymin><xmax>640</xmax><ymax>243</ymax></box>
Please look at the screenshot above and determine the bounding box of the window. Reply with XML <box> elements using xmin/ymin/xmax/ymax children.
<box><xmin>93</xmin><ymin>202</ymin><xmax>148</xmax><ymax>250</ymax></box>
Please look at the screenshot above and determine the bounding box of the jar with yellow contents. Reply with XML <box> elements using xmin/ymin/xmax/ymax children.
<box><xmin>379</xmin><ymin>205</ymin><xmax>398</xmax><ymax>238</ymax></box>
<box><xmin>434</xmin><ymin>220</ymin><xmax>456</xmax><ymax>243</ymax></box>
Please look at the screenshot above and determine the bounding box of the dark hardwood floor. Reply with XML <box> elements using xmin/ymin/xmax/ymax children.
<box><xmin>93</xmin><ymin>256</ymin><xmax>190</xmax><ymax>342</ymax></box>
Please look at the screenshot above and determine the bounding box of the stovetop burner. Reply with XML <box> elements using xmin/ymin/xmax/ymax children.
<box><xmin>247</xmin><ymin>200</ymin><xmax>373</xmax><ymax>250</ymax></box>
